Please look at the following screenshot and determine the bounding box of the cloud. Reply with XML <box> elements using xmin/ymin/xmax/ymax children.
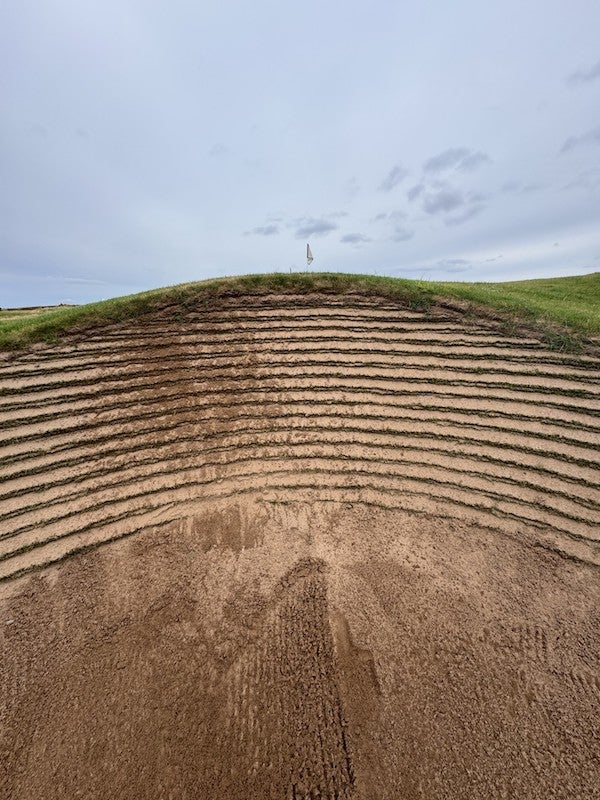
<box><xmin>562</xmin><ymin>167</ymin><xmax>600</xmax><ymax>190</ymax></box>
<box><xmin>424</xmin><ymin>148</ymin><xmax>467</xmax><ymax>173</ymax></box>
<box><xmin>372</xmin><ymin>210</ymin><xmax>405</xmax><ymax>222</ymax></box>
<box><xmin>391</xmin><ymin>226</ymin><xmax>414</xmax><ymax>242</ymax></box>
<box><xmin>423</xmin><ymin>147</ymin><xmax>490</xmax><ymax>173</ymax></box>
<box><xmin>379</xmin><ymin>164</ymin><xmax>408</xmax><ymax>192</ymax></box>
<box><xmin>345</xmin><ymin>177</ymin><xmax>360</xmax><ymax>198</ymax></box>
<box><xmin>428</xmin><ymin>258</ymin><xmax>471</xmax><ymax>274</ymax></box>
<box><xmin>293</xmin><ymin>217</ymin><xmax>338</xmax><ymax>238</ymax></box>
<box><xmin>62</xmin><ymin>276</ymin><xmax>109</xmax><ymax>285</ymax></box>
<box><xmin>407</xmin><ymin>183</ymin><xmax>424</xmax><ymax>201</ymax></box>
<box><xmin>21</xmin><ymin>275</ymin><xmax>107</xmax><ymax>286</ymax></box>
<box><xmin>501</xmin><ymin>180</ymin><xmax>543</xmax><ymax>195</ymax></box>
<box><xmin>467</xmin><ymin>191</ymin><xmax>488</xmax><ymax>203</ymax></box>
<box><xmin>423</xmin><ymin>189</ymin><xmax>464</xmax><ymax>215</ymax></box>
<box><xmin>341</xmin><ymin>233</ymin><xmax>371</xmax><ymax>244</ymax></box>
<box><xmin>567</xmin><ymin>60</ymin><xmax>600</xmax><ymax>86</ymax></box>
<box><xmin>459</xmin><ymin>151</ymin><xmax>490</xmax><ymax>171</ymax></box>
<box><xmin>445</xmin><ymin>204</ymin><xmax>485</xmax><ymax>226</ymax></box>
<box><xmin>421</xmin><ymin>186</ymin><xmax>486</xmax><ymax>224</ymax></box>
<box><xmin>560</xmin><ymin>126</ymin><xmax>600</xmax><ymax>154</ymax></box>
<box><xmin>526</xmin><ymin>184</ymin><xmax>544</xmax><ymax>194</ymax></box>
<box><xmin>245</xmin><ymin>224</ymin><xmax>280</xmax><ymax>236</ymax></box>
<box><xmin>209</xmin><ymin>142</ymin><xmax>228</xmax><ymax>157</ymax></box>
<box><xmin>371</xmin><ymin>210</ymin><xmax>410</xmax><ymax>237</ymax></box>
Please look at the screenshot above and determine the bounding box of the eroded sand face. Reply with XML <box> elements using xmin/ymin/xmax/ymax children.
<box><xmin>1</xmin><ymin>294</ymin><xmax>599</xmax><ymax>798</ymax></box>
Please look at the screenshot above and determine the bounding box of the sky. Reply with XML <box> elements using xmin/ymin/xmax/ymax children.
<box><xmin>1</xmin><ymin>0</ymin><xmax>600</xmax><ymax>306</ymax></box>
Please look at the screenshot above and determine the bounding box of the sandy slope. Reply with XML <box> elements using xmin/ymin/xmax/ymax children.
<box><xmin>1</xmin><ymin>293</ymin><xmax>599</xmax><ymax>799</ymax></box>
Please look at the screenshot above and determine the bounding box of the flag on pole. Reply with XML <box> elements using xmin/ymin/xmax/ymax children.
<box><xmin>306</xmin><ymin>243</ymin><xmax>313</xmax><ymax>265</ymax></box>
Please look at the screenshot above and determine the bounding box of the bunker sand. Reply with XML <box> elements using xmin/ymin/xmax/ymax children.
<box><xmin>1</xmin><ymin>293</ymin><xmax>599</xmax><ymax>798</ymax></box>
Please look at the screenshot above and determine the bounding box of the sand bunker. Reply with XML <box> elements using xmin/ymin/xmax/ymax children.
<box><xmin>1</xmin><ymin>293</ymin><xmax>599</xmax><ymax>798</ymax></box>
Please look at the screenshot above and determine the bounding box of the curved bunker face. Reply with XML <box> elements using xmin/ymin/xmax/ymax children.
<box><xmin>1</xmin><ymin>293</ymin><xmax>599</xmax><ymax>799</ymax></box>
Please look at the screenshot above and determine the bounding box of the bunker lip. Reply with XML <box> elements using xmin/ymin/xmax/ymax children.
<box><xmin>2</xmin><ymin>271</ymin><xmax>600</xmax><ymax>353</ymax></box>
<box><xmin>1</xmin><ymin>291</ymin><xmax>599</xmax><ymax>798</ymax></box>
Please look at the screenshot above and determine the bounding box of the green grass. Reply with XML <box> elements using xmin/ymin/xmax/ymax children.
<box><xmin>425</xmin><ymin>272</ymin><xmax>600</xmax><ymax>336</ymax></box>
<box><xmin>1</xmin><ymin>271</ymin><xmax>599</xmax><ymax>351</ymax></box>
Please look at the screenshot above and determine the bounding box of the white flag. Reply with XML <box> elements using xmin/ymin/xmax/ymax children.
<box><xmin>306</xmin><ymin>243</ymin><xmax>313</xmax><ymax>265</ymax></box>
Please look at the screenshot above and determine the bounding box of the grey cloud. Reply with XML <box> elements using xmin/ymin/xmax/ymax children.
<box><xmin>459</xmin><ymin>151</ymin><xmax>490</xmax><ymax>171</ymax></box>
<box><xmin>379</xmin><ymin>165</ymin><xmax>408</xmax><ymax>192</ymax></box>
<box><xmin>521</xmin><ymin>183</ymin><xmax>544</xmax><ymax>193</ymax></box>
<box><xmin>423</xmin><ymin>189</ymin><xmax>464</xmax><ymax>215</ymax></box>
<box><xmin>424</xmin><ymin>148</ymin><xmax>469</xmax><ymax>172</ymax></box>
<box><xmin>562</xmin><ymin>168</ymin><xmax>600</xmax><ymax>190</ymax></box>
<box><xmin>429</xmin><ymin>178</ymin><xmax>450</xmax><ymax>190</ymax></box>
<box><xmin>468</xmin><ymin>191</ymin><xmax>488</xmax><ymax>203</ymax></box>
<box><xmin>560</xmin><ymin>126</ymin><xmax>600</xmax><ymax>154</ymax></box>
<box><xmin>345</xmin><ymin>177</ymin><xmax>360</xmax><ymax>198</ymax></box>
<box><xmin>61</xmin><ymin>276</ymin><xmax>108</xmax><ymax>285</ymax></box>
<box><xmin>445</xmin><ymin>204</ymin><xmax>485</xmax><ymax>226</ymax></box>
<box><xmin>327</xmin><ymin>211</ymin><xmax>349</xmax><ymax>219</ymax></box>
<box><xmin>567</xmin><ymin>60</ymin><xmax>600</xmax><ymax>86</ymax></box>
<box><xmin>422</xmin><ymin>186</ymin><xmax>486</xmax><ymax>224</ymax></box>
<box><xmin>209</xmin><ymin>142</ymin><xmax>228</xmax><ymax>157</ymax></box>
<box><xmin>371</xmin><ymin>210</ymin><xmax>408</xmax><ymax>227</ymax></box>
<box><xmin>424</xmin><ymin>147</ymin><xmax>490</xmax><ymax>173</ymax></box>
<box><xmin>293</xmin><ymin>217</ymin><xmax>338</xmax><ymax>238</ymax></box>
<box><xmin>519</xmin><ymin>183</ymin><xmax>544</xmax><ymax>194</ymax></box>
<box><xmin>341</xmin><ymin>233</ymin><xmax>371</xmax><ymax>244</ymax></box>
<box><xmin>391</xmin><ymin>226</ymin><xmax>414</xmax><ymax>242</ymax></box>
<box><xmin>502</xmin><ymin>180</ymin><xmax>543</xmax><ymax>194</ymax></box>
<box><xmin>434</xmin><ymin>258</ymin><xmax>471</xmax><ymax>274</ymax></box>
<box><xmin>245</xmin><ymin>224</ymin><xmax>280</xmax><ymax>236</ymax></box>
<box><xmin>407</xmin><ymin>183</ymin><xmax>424</xmax><ymax>201</ymax></box>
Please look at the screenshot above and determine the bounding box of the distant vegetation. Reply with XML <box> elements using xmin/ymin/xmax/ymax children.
<box><xmin>1</xmin><ymin>271</ymin><xmax>599</xmax><ymax>351</ymax></box>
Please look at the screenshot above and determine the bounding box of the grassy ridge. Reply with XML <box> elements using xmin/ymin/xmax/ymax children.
<box><xmin>1</xmin><ymin>271</ymin><xmax>599</xmax><ymax>351</ymax></box>
<box><xmin>428</xmin><ymin>272</ymin><xmax>600</xmax><ymax>335</ymax></box>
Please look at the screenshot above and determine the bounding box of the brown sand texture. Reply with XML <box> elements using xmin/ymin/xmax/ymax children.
<box><xmin>1</xmin><ymin>293</ymin><xmax>599</xmax><ymax>799</ymax></box>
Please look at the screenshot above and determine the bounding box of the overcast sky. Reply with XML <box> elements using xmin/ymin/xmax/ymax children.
<box><xmin>1</xmin><ymin>1</ymin><xmax>599</xmax><ymax>306</ymax></box>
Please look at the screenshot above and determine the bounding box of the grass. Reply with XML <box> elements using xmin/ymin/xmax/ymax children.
<box><xmin>425</xmin><ymin>272</ymin><xmax>600</xmax><ymax>336</ymax></box>
<box><xmin>1</xmin><ymin>271</ymin><xmax>599</xmax><ymax>351</ymax></box>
